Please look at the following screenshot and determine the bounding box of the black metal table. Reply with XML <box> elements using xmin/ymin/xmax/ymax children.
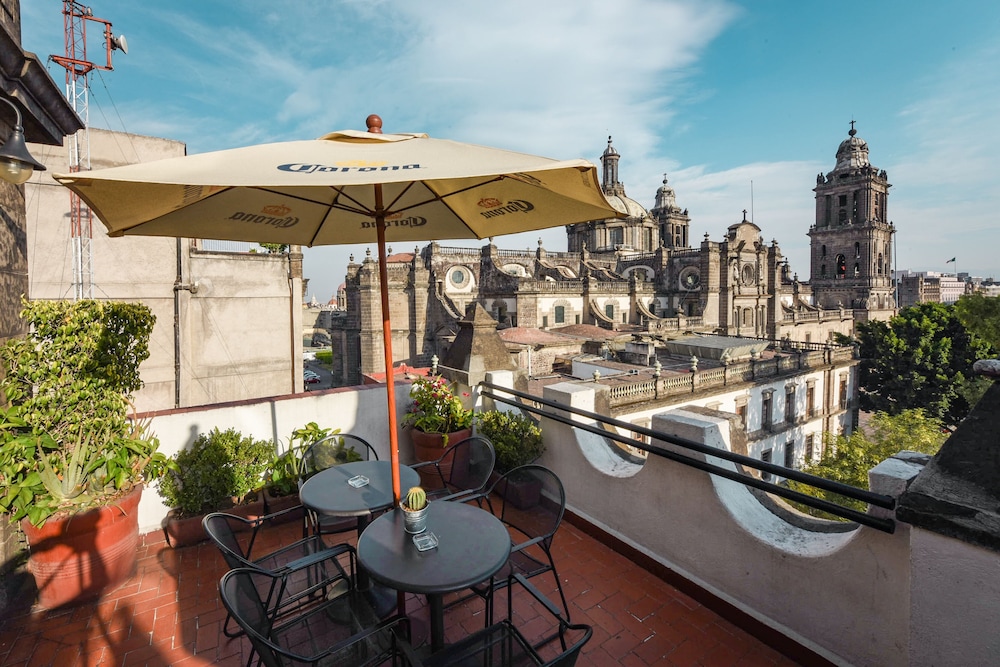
<box><xmin>298</xmin><ymin>460</ymin><xmax>419</xmax><ymax>523</ymax></box>
<box><xmin>299</xmin><ymin>460</ymin><xmax>420</xmax><ymax>614</ymax></box>
<box><xmin>357</xmin><ymin>500</ymin><xmax>511</xmax><ymax>652</ymax></box>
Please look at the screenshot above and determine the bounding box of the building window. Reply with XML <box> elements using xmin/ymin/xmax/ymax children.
<box><xmin>575</xmin><ymin>314</ymin><xmax>581</xmax><ymax>324</ymax></box>
<box><xmin>839</xmin><ymin>194</ymin><xmax>847</xmax><ymax>206</ymax></box>
<box><xmin>762</xmin><ymin>391</ymin><xmax>773</xmax><ymax>431</ymax></box>
<box><xmin>806</xmin><ymin>384</ymin><xmax>816</xmax><ymax>417</ymax></box>
<box><xmin>836</xmin><ymin>254</ymin><xmax>847</xmax><ymax>278</ymax></box>
<box><xmin>805</xmin><ymin>433</ymin><xmax>815</xmax><ymax>463</ymax></box>
<box><xmin>854</xmin><ymin>263</ymin><xmax>860</xmax><ymax>277</ymax></box>
<box><xmin>839</xmin><ymin>375</ymin><xmax>849</xmax><ymax>410</ymax></box>
<box><xmin>821</xmin><ymin>264</ymin><xmax>826</xmax><ymax>277</ymax></box>
<box><xmin>855</xmin><ymin>242</ymin><xmax>861</xmax><ymax>258</ymax></box>
<box><xmin>761</xmin><ymin>449</ymin><xmax>773</xmax><ymax>482</ymax></box>
<box><xmin>784</xmin><ymin>441</ymin><xmax>795</xmax><ymax>469</ymax></box>
<box><xmin>735</xmin><ymin>401</ymin><xmax>748</xmax><ymax>429</ymax></box>
<box><xmin>610</xmin><ymin>228</ymin><xmax>623</xmax><ymax>247</ymax></box>
<box><xmin>554</xmin><ymin>305</ymin><xmax>565</xmax><ymax>324</ymax></box>
<box><xmin>821</xmin><ymin>244</ymin><xmax>827</xmax><ymax>258</ymax></box>
<box><xmin>785</xmin><ymin>386</ymin><xmax>796</xmax><ymax>424</ymax></box>
<box><xmin>605</xmin><ymin>304</ymin><xmax>614</xmax><ymax>320</ymax></box>
<box><xmin>542</xmin><ymin>315</ymin><xmax>548</xmax><ymax>327</ymax></box>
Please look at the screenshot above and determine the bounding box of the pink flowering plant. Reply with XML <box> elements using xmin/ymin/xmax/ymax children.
<box><xmin>402</xmin><ymin>375</ymin><xmax>474</xmax><ymax>435</ymax></box>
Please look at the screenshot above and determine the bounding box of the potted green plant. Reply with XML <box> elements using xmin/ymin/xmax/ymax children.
<box><xmin>400</xmin><ymin>486</ymin><xmax>428</xmax><ymax>534</ymax></box>
<box><xmin>403</xmin><ymin>375</ymin><xmax>474</xmax><ymax>486</ymax></box>
<box><xmin>261</xmin><ymin>422</ymin><xmax>338</xmax><ymax>523</ymax></box>
<box><xmin>476</xmin><ymin>410</ymin><xmax>545</xmax><ymax>509</ymax></box>
<box><xmin>0</xmin><ymin>299</ymin><xmax>167</xmax><ymax>609</ymax></box>
<box><xmin>158</xmin><ymin>427</ymin><xmax>273</xmax><ymax>547</ymax></box>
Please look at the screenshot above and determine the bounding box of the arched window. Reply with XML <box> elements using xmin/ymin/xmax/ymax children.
<box><xmin>877</xmin><ymin>253</ymin><xmax>884</xmax><ymax>275</ymax></box>
<box><xmin>836</xmin><ymin>254</ymin><xmax>847</xmax><ymax>279</ymax></box>
<box><xmin>821</xmin><ymin>264</ymin><xmax>827</xmax><ymax>277</ymax></box>
<box><xmin>854</xmin><ymin>263</ymin><xmax>860</xmax><ymax>277</ymax></box>
<box><xmin>821</xmin><ymin>244</ymin><xmax>827</xmax><ymax>257</ymax></box>
<box><xmin>855</xmin><ymin>242</ymin><xmax>860</xmax><ymax>258</ymax></box>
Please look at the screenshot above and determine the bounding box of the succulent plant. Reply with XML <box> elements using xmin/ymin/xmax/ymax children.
<box><xmin>404</xmin><ymin>486</ymin><xmax>427</xmax><ymax>511</ymax></box>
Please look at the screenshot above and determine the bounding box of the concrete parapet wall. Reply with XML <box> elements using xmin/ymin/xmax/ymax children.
<box><xmin>540</xmin><ymin>382</ymin><xmax>912</xmax><ymax>666</ymax></box>
<box><xmin>136</xmin><ymin>383</ymin><xmax>413</xmax><ymax>534</ymax></box>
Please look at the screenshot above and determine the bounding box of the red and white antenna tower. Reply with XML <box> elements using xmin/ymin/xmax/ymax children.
<box><xmin>50</xmin><ymin>1</ymin><xmax>127</xmax><ymax>300</ymax></box>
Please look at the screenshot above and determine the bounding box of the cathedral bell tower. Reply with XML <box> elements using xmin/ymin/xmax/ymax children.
<box><xmin>808</xmin><ymin>123</ymin><xmax>896</xmax><ymax>321</ymax></box>
<box><xmin>649</xmin><ymin>174</ymin><xmax>691</xmax><ymax>249</ymax></box>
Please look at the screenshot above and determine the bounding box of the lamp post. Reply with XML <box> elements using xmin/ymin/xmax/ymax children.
<box><xmin>0</xmin><ymin>98</ymin><xmax>46</xmax><ymax>184</ymax></box>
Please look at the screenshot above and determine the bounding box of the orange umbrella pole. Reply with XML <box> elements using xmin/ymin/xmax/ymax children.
<box><xmin>374</xmin><ymin>185</ymin><xmax>402</xmax><ymax>506</ymax></box>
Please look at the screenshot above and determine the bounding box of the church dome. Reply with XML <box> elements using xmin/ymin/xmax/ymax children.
<box><xmin>835</xmin><ymin>124</ymin><xmax>870</xmax><ymax>171</ymax></box>
<box><xmin>605</xmin><ymin>192</ymin><xmax>651</xmax><ymax>221</ymax></box>
<box><xmin>653</xmin><ymin>174</ymin><xmax>678</xmax><ymax>212</ymax></box>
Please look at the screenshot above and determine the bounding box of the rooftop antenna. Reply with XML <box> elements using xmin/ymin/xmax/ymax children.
<box><xmin>50</xmin><ymin>1</ymin><xmax>127</xmax><ymax>300</ymax></box>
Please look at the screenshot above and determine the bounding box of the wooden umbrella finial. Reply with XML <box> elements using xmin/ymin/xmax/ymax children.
<box><xmin>366</xmin><ymin>114</ymin><xmax>383</xmax><ymax>134</ymax></box>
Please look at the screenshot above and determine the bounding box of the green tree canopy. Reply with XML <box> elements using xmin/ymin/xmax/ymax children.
<box><xmin>857</xmin><ymin>302</ymin><xmax>992</xmax><ymax>426</ymax></box>
<box><xmin>954</xmin><ymin>293</ymin><xmax>1000</xmax><ymax>351</ymax></box>
<box><xmin>788</xmin><ymin>410</ymin><xmax>947</xmax><ymax>518</ymax></box>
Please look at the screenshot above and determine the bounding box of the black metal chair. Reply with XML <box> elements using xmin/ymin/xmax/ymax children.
<box><xmin>410</xmin><ymin>573</ymin><xmax>592</xmax><ymax>667</ymax></box>
<box><xmin>220</xmin><ymin>566</ymin><xmax>413</xmax><ymax>667</ymax></box>
<box><xmin>203</xmin><ymin>509</ymin><xmax>354</xmax><ymax>640</ymax></box>
<box><xmin>300</xmin><ymin>433</ymin><xmax>379</xmax><ymax>538</ymax></box>
<box><xmin>410</xmin><ymin>436</ymin><xmax>496</xmax><ymax>502</ymax></box>
<box><xmin>460</xmin><ymin>465</ymin><xmax>571</xmax><ymax>629</ymax></box>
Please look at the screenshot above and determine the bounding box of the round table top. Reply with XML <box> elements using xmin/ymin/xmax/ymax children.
<box><xmin>298</xmin><ymin>460</ymin><xmax>419</xmax><ymax>517</ymax></box>
<box><xmin>357</xmin><ymin>501</ymin><xmax>511</xmax><ymax>595</ymax></box>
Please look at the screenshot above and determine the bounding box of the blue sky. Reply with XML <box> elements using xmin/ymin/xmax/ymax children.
<box><xmin>21</xmin><ymin>0</ymin><xmax>1000</xmax><ymax>301</ymax></box>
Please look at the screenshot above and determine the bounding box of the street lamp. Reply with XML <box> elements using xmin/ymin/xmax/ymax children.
<box><xmin>0</xmin><ymin>97</ymin><xmax>46</xmax><ymax>185</ymax></box>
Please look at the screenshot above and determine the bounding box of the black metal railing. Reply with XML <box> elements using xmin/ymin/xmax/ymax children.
<box><xmin>479</xmin><ymin>381</ymin><xmax>896</xmax><ymax>533</ymax></box>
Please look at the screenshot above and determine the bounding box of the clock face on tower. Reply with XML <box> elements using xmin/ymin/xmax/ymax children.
<box><xmin>679</xmin><ymin>266</ymin><xmax>700</xmax><ymax>290</ymax></box>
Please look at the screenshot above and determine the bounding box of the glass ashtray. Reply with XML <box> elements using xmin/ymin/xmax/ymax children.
<box><xmin>347</xmin><ymin>475</ymin><xmax>369</xmax><ymax>488</ymax></box>
<box><xmin>412</xmin><ymin>532</ymin><xmax>438</xmax><ymax>551</ymax></box>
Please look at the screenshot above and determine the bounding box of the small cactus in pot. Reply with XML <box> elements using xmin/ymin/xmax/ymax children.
<box><xmin>404</xmin><ymin>486</ymin><xmax>427</xmax><ymax>511</ymax></box>
<box><xmin>402</xmin><ymin>485</ymin><xmax>429</xmax><ymax>534</ymax></box>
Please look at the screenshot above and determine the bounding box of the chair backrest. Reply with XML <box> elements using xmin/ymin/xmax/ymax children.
<box><xmin>438</xmin><ymin>436</ymin><xmax>496</xmax><ymax>497</ymax></box>
<box><xmin>203</xmin><ymin>512</ymin><xmax>253</xmax><ymax>570</ymax></box>
<box><xmin>302</xmin><ymin>433</ymin><xmax>377</xmax><ymax>477</ymax></box>
<box><xmin>219</xmin><ymin>568</ymin><xmax>285</xmax><ymax>667</ymax></box>
<box><xmin>490</xmin><ymin>464</ymin><xmax>565</xmax><ymax>548</ymax></box>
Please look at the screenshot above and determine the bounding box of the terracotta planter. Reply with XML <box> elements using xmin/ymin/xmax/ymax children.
<box><xmin>262</xmin><ymin>488</ymin><xmax>305</xmax><ymax>525</ymax></box>
<box><xmin>410</xmin><ymin>427</ymin><xmax>472</xmax><ymax>490</ymax></box>
<box><xmin>489</xmin><ymin>470</ymin><xmax>542</xmax><ymax>510</ymax></box>
<box><xmin>162</xmin><ymin>498</ymin><xmax>266</xmax><ymax>548</ymax></box>
<box><xmin>21</xmin><ymin>485</ymin><xmax>143</xmax><ymax>610</ymax></box>
<box><xmin>162</xmin><ymin>509</ymin><xmax>208</xmax><ymax>548</ymax></box>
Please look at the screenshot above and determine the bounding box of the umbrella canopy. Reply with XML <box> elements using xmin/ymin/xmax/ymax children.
<box><xmin>53</xmin><ymin>115</ymin><xmax>622</xmax><ymax>504</ymax></box>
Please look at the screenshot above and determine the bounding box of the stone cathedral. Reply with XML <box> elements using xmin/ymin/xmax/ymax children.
<box><xmin>330</xmin><ymin>126</ymin><xmax>896</xmax><ymax>385</ymax></box>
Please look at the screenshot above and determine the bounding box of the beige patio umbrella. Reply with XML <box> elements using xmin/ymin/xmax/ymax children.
<box><xmin>54</xmin><ymin>114</ymin><xmax>621</xmax><ymax>504</ymax></box>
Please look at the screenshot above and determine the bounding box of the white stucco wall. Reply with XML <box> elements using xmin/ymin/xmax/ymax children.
<box><xmin>27</xmin><ymin>129</ymin><xmax>301</xmax><ymax>412</ymax></box>
<box><xmin>540</xmin><ymin>382</ymin><xmax>912</xmax><ymax>666</ymax></box>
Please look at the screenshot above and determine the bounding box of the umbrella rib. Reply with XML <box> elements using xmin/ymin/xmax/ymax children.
<box><xmin>386</xmin><ymin>176</ymin><xmax>506</xmax><ymax>219</ymax></box>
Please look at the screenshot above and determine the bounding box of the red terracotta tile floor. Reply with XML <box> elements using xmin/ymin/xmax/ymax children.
<box><xmin>0</xmin><ymin>516</ymin><xmax>801</xmax><ymax>666</ymax></box>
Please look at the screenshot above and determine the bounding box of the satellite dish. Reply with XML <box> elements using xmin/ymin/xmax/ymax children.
<box><xmin>111</xmin><ymin>34</ymin><xmax>128</xmax><ymax>54</ymax></box>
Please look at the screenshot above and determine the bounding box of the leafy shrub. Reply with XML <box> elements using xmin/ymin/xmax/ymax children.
<box><xmin>158</xmin><ymin>427</ymin><xmax>273</xmax><ymax>516</ymax></box>
<box><xmin>476</xmin><ymin>410</ymin><xmax>544</xmax><ymax>473</ymax></box>
<box><xmin>315</xmin><ymin>349</ymin><xmax>333</xmax><ymax>364</ymax></box>
<box><xmin>0</xmin><ymin>299</ymin><xmax>166</xmax><ymax>527</ymax></box>
<box><xmin>267</xmin><ymin>422</ymin><xmax>335</xmax><ymax>496</ymax></box>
